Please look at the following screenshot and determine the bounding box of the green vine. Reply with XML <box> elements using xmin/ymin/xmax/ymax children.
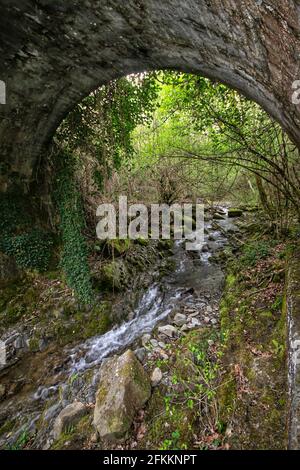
<box><xmin>0</xmin><ymin>193</ymin><xmax>53</xmax><ymax>272</ymax></box>
<box><xmin>54</xmin><ymin>150</ymin><xmax>94</xmax><ymax>304</ymax></box>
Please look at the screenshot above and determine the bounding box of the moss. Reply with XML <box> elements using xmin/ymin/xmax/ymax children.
<box><xmin>107</xmin><ymin>238</ymin><xmax>132</xmax><ymax>255</ymax></box>
<box><xmin>55</xmin><ymin>303</ymin><xmax>112</xmax><ymax>346</ymax></box>
<box><xmin>226</xmin><ymin>273</ymin><xmax>236</xmax><ymax>288</ymax></box>
<box><xmin>217</xmin><ymin>256</ymin><xmax>288</xmax><ymax>449</ymax></box>
<box><xmin>51</xmin><ymin>415</ymin><xmax>93</xmax><ymax>450</ymax></box>
<box><xmin>29</xmin><ymin>337</ymin><xmax>40</xmax><ymax>352</ymax></box>
<box><xmin>0</xmin><ymin>419</ymin><xmax>15</xmax><ymax>437</ymax></box>
<box><xmin>101</xmin><ymin>260</ymin><xmax>128</xmax><ymax>291</ymax></box>
<box><xmin>228</xmin><ymin>208</ymin><xmax>243</xmax><ymax>218</ymax></box>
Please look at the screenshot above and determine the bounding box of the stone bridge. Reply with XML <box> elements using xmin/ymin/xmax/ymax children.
<box><xmin>0</xmin><ymin>0</ymin><xmax>300</xmax><ymax>190</ymax></box>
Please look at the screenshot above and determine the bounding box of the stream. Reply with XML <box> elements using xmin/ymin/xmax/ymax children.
<box><xmin>0</xmin><ymin>207</ymin><xmax>238</xmax><ymax>449</ymax></box>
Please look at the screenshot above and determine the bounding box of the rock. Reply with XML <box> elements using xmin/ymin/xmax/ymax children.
<box><xmin>154</xmin><ymin>348</ymin><xmax>168</xmax><ymax>360</ymax></box>
<box><xmin>150</xmin><ymin>339</ymin><xmax>158</xmax><ymax>348</ymax></box>
<box><xmin>213</xmin><ymin>213</ymin><xmax>225</xmax><ymax>220</ymax></box>
<box><xmin>151</xmin><ymin>367</ymin><xmax>163</xmax><ymax>387</ymax></box>
<box><xmin>173</xmin><ymin>313</ymin><xmax>187</xmax><ymax>326</ymax></box>
<box><xmin>0</xmin><ymin>384</ymin><xmax>6</xmax><ymax>401</ymax></box>
<box><xmin>201</xmin><ymin>244</ymin><xmax>209</xmax><ymax>252</ymax></box>
<box><xmin>93</xmin><ymin>350</ymin><xmax>151</xmax><ymax>441</ymax></box>
<box><xmin>141</xmin><ymin>334</ymin><xmax>151</xmax><ymax>347</ymax></box>
<box><xmin>190</xmin><ymin>317</ymin><xmax>201</xmax><ymax>327</ymax></box>
<box><xmin>188</xmin><ymin>311</ymin><xmax>199</xmax><ymax>318</ymax></box>
<box><xmin>134</xmin><ymin>347</ymin><xmax>147</xmax><ymax>363</ymax></box>
<box><xmin>53</xmin><ymin>402</ymin><xmax>88</xmax><ymax>439</ymax></box>
<box><xmin>204</xmin><ymin>316</ymin><xmax>210</xmax><ymax>324</ymax></box>
<box><xmin>158</xmin><ymin>325</ymin><xmax>178</xmax><ymax>338</ymax></box>
<box><xmin>44</xmin><ymin>403</ymin><xmax>62</xmax><ymax>422</ymax></box>
<box><xmin>0</xmin><ymin>253</ymin><xmax>20</xmax><ymax>287</ymax></box>
<box><xmin>228</xmin><ymin>208</ymin><xmax>243</xmax><ymax>218</ymax></box>
<box><xmin>180</xmin><ymin>324</ymin><xmax>189</xmax><ymax>332</ymax></box>
<box><xmin>90</xmin><ymin>433</ymin><xmax>98</xmax><ymax>443</ymax></box>
<box><xmin>158</xmin><ymin>341</ymin><xmax>166</xmax><ymax>349</ymax></box>
<box><xmin>101</xmin><ymin>260</ymin><xmax>129</xmax><ymax>291</ymax></box>
<box><xmin>206</xmin><ymin>305</ymin><xmax>213</xmax><ymax>314</ymax></box>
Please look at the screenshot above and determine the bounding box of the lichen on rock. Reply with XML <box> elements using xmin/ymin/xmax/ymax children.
<box><xmin>93</xmin><ymin>349</ymin><xmax>151</xmax><ymax>441</ymax></box>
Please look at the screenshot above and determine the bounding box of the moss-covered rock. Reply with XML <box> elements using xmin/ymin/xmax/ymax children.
<box><xmin>228</xmin><ymin>208</ymin><xmax>243</xmax><ymax>218</ymax></box>
<box><xmin>93</xmin><ymin>349</ymin><xmax>151</xmax><ymax>441</ymax></box>
<box><xmin>53</xmin><ymin>402</ymin><xmax>89</xmax><ymax>440</ymax></box>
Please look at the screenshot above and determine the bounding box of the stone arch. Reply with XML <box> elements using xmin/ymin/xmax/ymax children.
<box><xmin>0</xmin><ymin>0</ymin><xmax>300</xmax><ymax>190</ymax></box>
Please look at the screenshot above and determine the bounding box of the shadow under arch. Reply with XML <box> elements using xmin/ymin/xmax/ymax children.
<box><xmin>0</xmin><ymin>0</ymin><xmax>299</xmax><ymax>186</ymax></box>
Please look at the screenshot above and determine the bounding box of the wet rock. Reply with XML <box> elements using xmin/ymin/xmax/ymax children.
<box><xmin>151</xmin><ymin>367</ymin><xmax>163</xmax><ymax>387</ymax></box>
<box><xmin>134</xmin><ymin>347</ymin><xmax>147</xmax><ymax>363</ymax></box>
<box><xmin>53</xmin><ymin>402</ymin><xmax>89</xmax><ymax>439</ymax></box>
<box><xmin>141</xmin><ymin>334</ymin><xmax>151</xmax><ymax>347</ymax></box>
<box><xmin>158</xmin><ymin>325</ymin><xmax>178</xmax><ymax>338</ymax></box>
<box><xmin>44</xmin><ymin>403</ymin><xmax>62</xmax><ymax>422</ymax></box>
<box><xmin>93</xmin><ymin>350</ymin><xmax>151</xmax><ymax>441</ymax></box>
<box><xmin>213</xmin><ymin>213</ymin><xmax>225</xmax><ymax>220</ymax></box>
<box><xmin>173</xmin><ymin>313</ymin><xmax>187</xmax><ymax>326</ymax></box>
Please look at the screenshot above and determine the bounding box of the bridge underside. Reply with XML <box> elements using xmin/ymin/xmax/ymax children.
<box><xmin>0</xmin><ymin>0</ymin><xmax>300</xmax><ymax>190</ymax></box>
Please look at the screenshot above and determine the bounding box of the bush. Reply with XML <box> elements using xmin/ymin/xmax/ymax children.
<box><xmin>241</xmin><ymin>241</ymin><xmax>271</xmax><ymax>266</ymax></box>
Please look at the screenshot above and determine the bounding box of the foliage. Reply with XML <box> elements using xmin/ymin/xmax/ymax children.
<box><xmin>241</xmin><ymin>241</ymin><xmax>271</xmax><ymax>266</ymax></box>
<box><xmin>0</xmin><ymin>193</ymin><xmax>53</xmax><ymax>272</ymax></box>
<box><xmin>2</xmin><ymin>229</ymin><xmax>53</xmax><ymax>272</ymax></box>
<box><xmin>56</xmin><ymin>74</ymin><xmax>159</xmax><ymax>193</ymax></box>
<box><xmin>131</xmin><ymin>71</ymin><xmax>300</xmax><ymax>230</ymax></box>
<box><xmin>54</xmin><ymin>150</ymin><xmax>93</xmax><ymax>303</ymax></box>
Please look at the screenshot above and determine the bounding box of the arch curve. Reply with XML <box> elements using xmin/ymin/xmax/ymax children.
<box><xmin>0</xmin><ymin>0</ymin><xmax>300</xmax><ymax>189</ymax></box>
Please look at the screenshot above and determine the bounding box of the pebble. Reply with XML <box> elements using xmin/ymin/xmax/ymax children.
<box><xmin>158</xmin><ymin>325</ymin><xmax>178</xmax><ymax>338</ymax></box>
<box><xmin>150</xmin><ymin>339</ymin><xmax>159</xmax><ymax>348</ymax></box>
<box><xmin>151</xmin><ymin>367</ymin><xmax>163</xmax><ymax>387</ymax></box>
<box><xmin>141</xmin><ymin>334</ymin><xmax>151</xmax><ymax>347</ymax></box>
<box><xmin>173</xmin><ymin>313</ymin><xmax>187</xmax><ymax>326</ymax></box>
<box><xmin>134</xmin><ymin>347</ymin><xmax>147</xmax><ymax>363</ymax></box>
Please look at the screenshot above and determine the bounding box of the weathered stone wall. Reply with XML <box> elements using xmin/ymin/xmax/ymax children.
<box><xmin>287</xmin><ymin>247</ymin><xmax>300</xmax><ymax>449</ymax></box>
<box><xmin>0</xmin><ymin>0</ymin><xmax>300</xmax><ymax>189</ymax></box>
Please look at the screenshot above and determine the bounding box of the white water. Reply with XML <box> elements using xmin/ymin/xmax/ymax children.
<box><xmin>68</xmin><ymin>285</ymin><xmax>182</xmax><ymax>372</ymax></box>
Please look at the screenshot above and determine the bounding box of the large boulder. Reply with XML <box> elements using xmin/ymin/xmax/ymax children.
<box><xmin>93</xmin><ymin>349</ymin><xmax>151</xmax><ymax>441</ymax></box>
<box><xmin>53</xmin><ymin>402</ymin><xmax>89</xmax><ymax>439</ymax></box>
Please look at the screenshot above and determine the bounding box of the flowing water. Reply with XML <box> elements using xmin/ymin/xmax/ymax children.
<box><xmin>0</xmin><ymin>207</ymin><xmax>238</xmax><ymax>449</ymax></box>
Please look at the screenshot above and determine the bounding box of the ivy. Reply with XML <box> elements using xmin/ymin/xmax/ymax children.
<box><xmin>0</xmin><ymin>193</ymin><xmax>53</xmax><ymax>272</ymax></box>
<box><xmin>54</xmin><ymin>150</ymin><xmax>94</xmax><ymax>304</ymax></box>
